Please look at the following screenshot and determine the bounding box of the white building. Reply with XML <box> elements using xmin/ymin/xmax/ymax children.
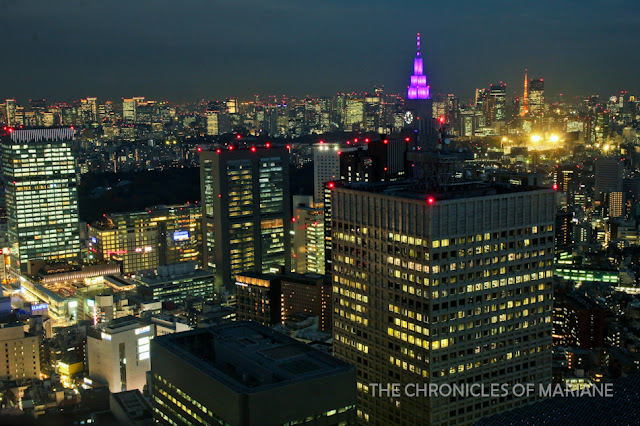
<box><xmin>87</xmin><ymin>317</ymin><xmax>155</xmax><ymax>393</ymax></box>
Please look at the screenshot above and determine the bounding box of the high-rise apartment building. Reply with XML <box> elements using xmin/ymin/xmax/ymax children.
<box><xmin>150</xmin><ymin>322</ymin><xmax>356</xmax><ymax>425</ymax></box>
<box><xmin>313</xmin><ymin>143</ymin><xmax>341</xmax><ymax>204</ymax></box>
<box><xmin>88</xmin><ymin>204</ymin><xmax>202</xmax><ymax>274</ymax></box>
<box><xmin>0</xmin><ymin>323</ymin><xmax>41</xmax><ymax>381</ymax></box>
<box><xmin>200</xmin><ymin>146</ymin><xmax>291</xmax><ymax>291</ymax></box>
<box><xmin>331</xmin><ymin>181</ymin><xmax>555</xmax><ymax>425</ymax></box>
<box><xmin>1</xmin><ymin>128</ymin><xmax>80</xmax><ymax>272</ymax></box>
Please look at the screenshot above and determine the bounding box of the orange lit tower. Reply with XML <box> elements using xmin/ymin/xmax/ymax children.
<box><xmin>521</xmin><ymin>69</ymin><xmax>529</xmax><ymax>116</ymax></box>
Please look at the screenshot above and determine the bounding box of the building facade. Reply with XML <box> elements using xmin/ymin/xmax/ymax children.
<box><xmin>88</xmin><ymin>204</ymin><xmax>202</xmax><ymax>274</ymax></box>
<box><xmin>0</xmin><ymin>324</ymin><xmax>41</xmax><ymax>381</ymax></box>
<box><xmin>331</xmin><ymin>182</ymin><xmax>555</xmax><ymax>425</ymax></box>
<box><xmin>1</xmin><ymin>127</ymin><xmax>80</xmax><ymax>272</ymax></box>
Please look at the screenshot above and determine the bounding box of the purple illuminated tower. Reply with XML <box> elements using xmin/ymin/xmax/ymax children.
<box><xmin>405</xmin><ymin>33</ymin><xmax>436</xmax><ymax>150</ymax></box>
<box><xmin>407</xmin><ymin>33</ymin><xmax>430</xmax><ymax>100</ymax></box>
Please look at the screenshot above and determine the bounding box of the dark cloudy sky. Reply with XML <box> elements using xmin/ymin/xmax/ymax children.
<box><xmin>1</xmin><ymin>0</ymin><xmax>638</xmax><ymax>103</ymax></box>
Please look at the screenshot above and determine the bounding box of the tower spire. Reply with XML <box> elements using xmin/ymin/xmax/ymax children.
<box><xmin>407</xmin><ymin>33</ymin><xmax>430</xmax><ymax>100</ymax></box>
<box><xmin>521</xmin><ymin>68</ymin><xmax>529</xmax><ymax>116</ymax></box>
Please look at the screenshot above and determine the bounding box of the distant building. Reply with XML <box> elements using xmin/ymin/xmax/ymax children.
<box><xmin>1</xmin><ymin>127</ymin><xmax>81</xmax><ymax>272</ymax></box>
<box><xmin>150</xmin><ymin>321</ymin><xmax>356</xmax><ymax>425</ymax></box>
<box><xmin>528</xmin><ymin>78</ymin><xmax>544</xmax><ymax>115</ymax></box>
<box><xmin>87</xmin><ymin>317</ymin><xmax>155</xmax><ymax>393</ymax></box>
<box><xmin>200</xmin><ymin>147</ymin><xmax>291</xmax><ymax>291</ymax></box>
<box><xmin>553</xmin><ymin>290</ymin><xmax>607</xmax><ymax>349</ymax></box>
<box><xmin>313</xmin><ymin>143</ymin><xmax>340</xmax><ymax>204</ymax></box>
<box><xmin>595</xmin><ymin>158</ymin><xmax>623</xmax><ymax>194</ymax></box>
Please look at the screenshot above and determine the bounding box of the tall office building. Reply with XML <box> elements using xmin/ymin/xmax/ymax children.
<box><xmin>200</xmin><ymin>146</ymin><xmax>291</xmax><ymax>291</ymax></box>
<box><xmin>313</xmin><ymin>143</ymin><xmax>341</xmax><ymax>204</ymax></box>
<box><xmin>87</xmin><ymin>316</ymin><xmax>155</xmax><ymax>393</ymax></box>
<box><xmin>150</xmin><ymin>322</ymin><xmax>356</xmax><ymax>425</ymax></box>
<box><xmin>2</xmin><ymin>128</ymin><xmax>80</xmax><ymax>272</ymax></box>
<box><xmin>528</xmin><ymin>78</ymin><xmax>544</xmax><ymax>115</ymax></box>
<box><xmin>331</xmin><ymin>181</ymin><xmax>555</xmax><ymax>425</ymax></box>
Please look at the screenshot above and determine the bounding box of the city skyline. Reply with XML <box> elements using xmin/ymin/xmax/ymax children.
<box><xmin>1</xmin><ymin>1</ymin><xmax>639</xmax><ymax>102</ymax></box>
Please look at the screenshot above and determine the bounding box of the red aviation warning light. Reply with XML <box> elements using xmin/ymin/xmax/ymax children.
<box><xmin>438</xmin><ymin>116</ymin><xmax>445</xmax><ymax>124</ymax></box>
<box><xmin>552</xmin><ymin>184</ymin><xmax>558</xmax><ymax>190</ymax></box>
<box><xmin>328</xmin><ymin>182</ymin><xmax>335</xmax><ymax>188</ymax></box>
<box><xmin>251</xmin><ymin>147</ymin><xmax>256</xmax><ymax>152</ymax></box>
<box><xmin>236</xmin><ymin>134</ymin><xmax>241</xmax><ymax>139</ymax></box>
<box><xmin>427</xmin><ymin>196</ymin><xmax>435</xmax><ymax>205</ymax></box>
<box><xmin>196</xmin><ymin>147</ymin><xmax>202</xmax><ymax>152</ymax></box>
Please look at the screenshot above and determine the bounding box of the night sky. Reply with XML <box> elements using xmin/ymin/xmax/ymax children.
<box><xmin>1</xmin><ymin>0</ymin><xmax>639</xmax><ymax>103</ymax></box>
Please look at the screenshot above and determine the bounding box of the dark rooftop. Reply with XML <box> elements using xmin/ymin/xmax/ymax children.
<box><xmin>153</xmin><ymin>321</ymin><xmax>354</xmax><ymax>393</ymax></box>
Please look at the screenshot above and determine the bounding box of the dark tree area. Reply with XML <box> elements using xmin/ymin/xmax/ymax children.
<box><xmin>78</xmin><ymin>162</ymin><xmax>316</xmax><ymax>223</ymax></box>
<box><xmin>78</xmin><ymin>168</ymin><xmax>201</xmax><ymax>222</ymax></box>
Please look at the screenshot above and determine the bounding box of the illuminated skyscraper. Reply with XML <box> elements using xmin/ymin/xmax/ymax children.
<box><xmin>1</xmin><ymin>128</ymin><xmax>80</xmax><ymax>272</ymax></box>
<box><xmin>331</xmin><ymin>181</ymin><xmax>555</xmax><ymax>424</ymax></box>
<box><xmin>200</xmin><ymin>146</ymin><xmax>291</xmax><ymax>291</ymax></box>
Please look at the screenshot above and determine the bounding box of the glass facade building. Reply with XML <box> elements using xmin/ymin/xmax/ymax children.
<box><xmin>200</xmin><ymin>147</ymin><xmax>291</xmax><ymax>291</ymax></box>
<box><xmin>1</xmin><ymin>128</ymin><xmax>80</xmax><ymax>272</ymax></box>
